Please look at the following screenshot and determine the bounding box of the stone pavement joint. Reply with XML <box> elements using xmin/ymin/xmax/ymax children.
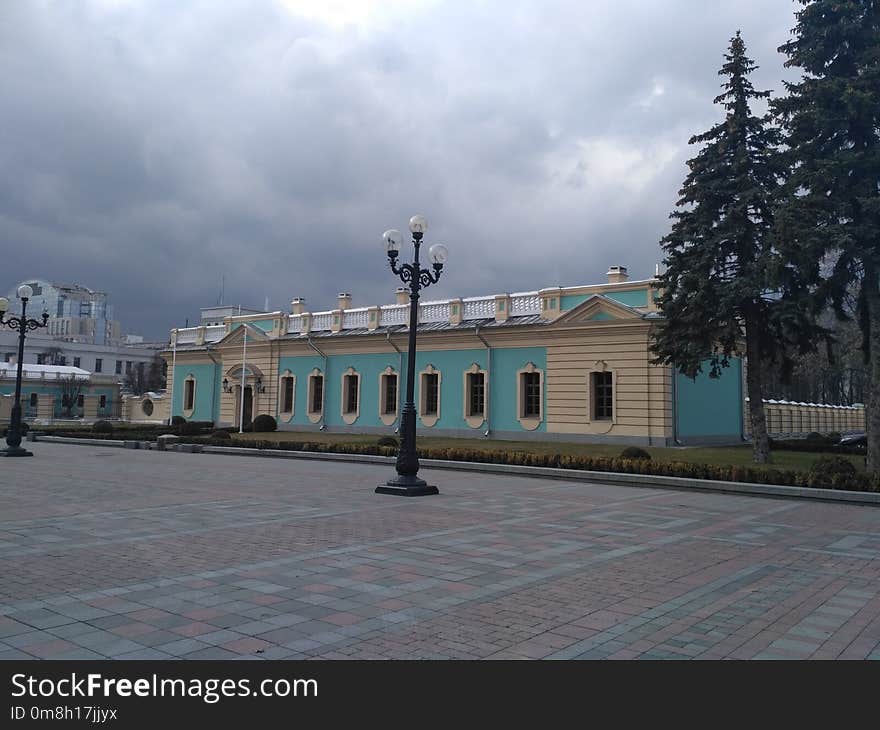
<box><xmin>1</xmin><ymin>442</ymin><xmax>879</xmax><ymax>660</ymax></box>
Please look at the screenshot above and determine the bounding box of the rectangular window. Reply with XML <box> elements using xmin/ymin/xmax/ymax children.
<box><xmin>29</xmin><ymin>393</ymin><xmax>38</xmax><ymax>407</ymax></box>
<box><xmin>592</xmin><ymin>371</ymin><xmax>613</xmax><ymax>420</ymax></box>
<box><xmin>382</xmin><ymin>373</ymin><xmax>398</xmax><ymax>415</ymax></box>
<box><xmin>115</xmin><ymin>360</ymin><xmax>122</xmax><ymax>375</ymax></box>
<box><xmin>58</xmin><ymin>355</ymin><xmax>66</xmax><ymax>366</ymax></box>
<box><xmin>309</xmin><ymin>375</ymin><xmax>324</xmax><ymax>414</ymax></box>
<box><xmin>522</xmin><ymin>372</ymin><xmax>541</xmax><ymax>418</ymax></box>
<box><xmin>99</xmin><ymin>395</ymin><xmax>106</xmax><ymax>409</ymax></box>
<box><xmin>37</xmin><ymin>354</ymin><xmax>45</xmax><ymax>365</ymax></box>
<box><xmin>125</xmin><ymin>361</ymin><xmax>132</xmax><ymax>374</ymax></box>
<box><xmin>282</xmin><ymin>377</ymin><xmax>294</xmax><ymax>413</ymax></box>
<box><xmin>77</xmin><ymin>394</ymin><xmax>84</xmax><ymax>408</ymax></box>
<box><xmin>467</xmin><ymin>372</ymin><xmax>485</xmax><ymax>417</ymax></box>
<box><xmin>423</xmin><ymin>373</ymin><xmax>439</xmax><ymax>416</ymax></box>
<box><xmin>3</xmin><ymin>353</ymin><xmax>11</xmax><ymax>363</ymax></box>
<box><xmin>73</xmin><ymin>357</ymin><xmax>81</xmax><ymax>368</ymax></box>
<box><xmin>184</xmin><ymin>379</ymin><xmax>195</xmax><ymax>411</ymax></box>
<box><xmin>344</xmin><ymin>374</ymin><xmax>358</xmax><ymax>414</ymax></box>
<box><xmin>94</xmin><ymin>358</ymin><xmax>102</xmax><ymax>373</ymax></box>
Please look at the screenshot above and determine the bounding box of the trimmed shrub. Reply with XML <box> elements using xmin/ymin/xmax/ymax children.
<box><xmin>210</xmin><ymin>430</ymin><xmax>232</xmax><ymax>440</ymax></box>
<box><xmin>92</xmin><ymin>420</ymin><xmax>114</xmax><ymax>434</ymax></box>
<box><xmin>377</xmin><ymin>435</ymin><xmax>399</xmax><ymax>447</ymax></box>
<box><xmin>171</xmin><ymin>415</ymin><xmax>186</xmax><ymax>426</ymax></box>
<box><xmin>252</xmin><ymin>414</ymin><xmax>277</xmax><ymax>433</ymax></box>
<box><xmin>620</xmin><ymin>446</ymin><xmax>651</xmax><ymax>460</ymax></box>
<box><xmin>805</xmin><ymin>432</ymin><xmax>824</xmax><ymax>442</ymax></box>
<box><xmin>807</xmin><ymin>455</ymin><xmax>858</xmax><ymax>490</ymax></box>
<box><xmin>826</xmin><ymin>432</ymin><xmax>841</xmax><ymax>443</ymax></box>
<box><xmin>178</xmin><ymin>421</ymin><xmax>207</xmax><ymax>436</ymax></box>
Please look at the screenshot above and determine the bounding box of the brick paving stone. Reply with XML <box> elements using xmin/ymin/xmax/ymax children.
<box><xmin>0</xmin><ymin>443</ymin><xmax>879</xmax><ymax>660</ymax></box>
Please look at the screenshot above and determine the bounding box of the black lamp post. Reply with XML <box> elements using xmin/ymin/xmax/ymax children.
<box><xmin>376</xmin><ymin>214</ymin><xmax>448</xmax><ymax>497</ymax></box>
<box><xmin>0</xmin><ymin>286</ymin><xmax>49</xmax><ymax>457</ymax></box>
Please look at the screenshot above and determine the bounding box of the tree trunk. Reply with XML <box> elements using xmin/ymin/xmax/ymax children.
<box><xmin>745</xmin><ymin>323</ymin><xmax>771</xmax><ymax>463</ymax></box>
<box><xmin>865</xmin><ymin>277</ymin><xmax>880</xmax><ymax>475</ymax></box>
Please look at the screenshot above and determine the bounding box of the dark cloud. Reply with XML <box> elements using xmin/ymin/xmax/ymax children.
<box><xmin>0</xmin><ymin>0</ymin><xmax>798</xmax><ymax>338</ymax></box>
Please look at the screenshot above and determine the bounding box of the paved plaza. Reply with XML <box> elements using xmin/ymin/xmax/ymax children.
<box><xmin>1</xmin><ymin>442</ymin><xmax>879</xmax><ymax>660</ymax></box>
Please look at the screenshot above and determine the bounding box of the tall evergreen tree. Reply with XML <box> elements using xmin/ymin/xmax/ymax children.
<box><xmin>773</xmin><ymin>0</ymin><xmax>880</xmax><ymax>472</ymax></box>
<box><xmin>651</xmin><ymin>32</ymin><xmax>784</xmax><ymax>463</ymax></box>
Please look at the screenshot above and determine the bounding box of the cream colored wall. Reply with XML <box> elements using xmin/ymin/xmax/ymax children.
<box><xmin>122</xmin><ymin>394</ymin><xmax>170</xmax><ymax>423</ymax></box>
<box><xmin>542</xmin><ymin>325</ymin><xmax>672</xmax><ymax>440</ymax></box>
<box><xmin>216</xmin><ymin>341</ymin><xmax>279</xmax><ymax>425</ymax></box>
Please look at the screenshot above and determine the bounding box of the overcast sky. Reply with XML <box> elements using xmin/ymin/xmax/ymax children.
<box><xmin>0</xmin><ymin>0</ymin><xmax>800</xmax><ymax>339</ymax></box>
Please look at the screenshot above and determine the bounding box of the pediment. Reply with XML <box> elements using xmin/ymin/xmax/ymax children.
<box><xmin>552</xmin><ymin>295</ymin><xmax>643</xmax><ymax>325</ymax></box>
<box><xmin>217</xmin><ymin>323</ymin><xmax>271</xmax><ymax>347</ymax></box>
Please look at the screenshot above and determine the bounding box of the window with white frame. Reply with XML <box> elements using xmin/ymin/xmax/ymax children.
<box><xmin>341</xmin><ymin>368</ymin><xmax>360</xmax><ymax>424</ymax></box>
<box><xmin>381</xmin><ymin>372</ymin><xmax>397</xmax><ymax>415</ymax></box>
<box><xmin>419</xmin><ymin>364</ymin><xmax>441</xmax><ymax>426</ymax></box>
<box><xmin>281</xmin><ymin>373</ymin><xmax>295</xmax><ymax>416</ymax></box>
<box><xmin>422</xmin><ymin>374</ymin><xmax>439</xmax><ymax>415</ymax></box>
<box><xmin>183</xmin><ymin>376</ymin><xmax>196</xmax><ymax>413</ymax></box>
<box><xmin>467</xmin><ymin>372</ymin><xmax>485</xmax><ymax>417</ymax></box>
<box><xmin>516</xmin><ymin>362</ymin><xmax>543</xmax><ymax>430</ymax></box>
<box><xmin>591</xmin><ymin>370</ymin><xmax>613</xmax><ymax>420</ymax></box>
<box><xmin>344</xmin><ymin>374</ymin><xmax>359</xmax><ymax>414</ymax></box>
<box><xmin>307</xmin><ymin>370</ymin><xmax>324</xmax><ymax>423</ymax></box>
<box><xmin>463</xmin><ymin>363</ymin><xmax>488</xmax><ymax>428</ymax></box>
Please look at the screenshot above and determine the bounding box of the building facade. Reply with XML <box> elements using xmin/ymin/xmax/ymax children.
<box><xmin>163</xmin><ymin>267</ymin><xmax>745</xmax><ymax>445</ymax></box>
<box><xmin>6</xmin><ymin>279</ymin><xmax>122</xmax><ymax>345</ymax></box>
<box><xmin>0</xmin><ymin>329</ymin><xmax>164</xmax><ymax>379</ymax></box>
<box><xmin>0</xmin><ymin>364</ymin><xmax>121</xmax><ymax>423</ymax></box>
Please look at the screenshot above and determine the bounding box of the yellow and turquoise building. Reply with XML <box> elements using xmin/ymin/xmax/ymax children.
<box><xmin>163</xmin><ymin>266</ymin><xmax>745</xmax><ymax>445</ymax></box>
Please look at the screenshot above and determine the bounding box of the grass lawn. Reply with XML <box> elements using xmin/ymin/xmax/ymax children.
<box><xmin>231</xmin><ymin>431</ymin><xmax>864</xmax><ymax>473</ymax></box>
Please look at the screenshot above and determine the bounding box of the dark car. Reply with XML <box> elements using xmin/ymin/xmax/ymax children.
<box><xmin>839</xmin><ymin>433</ymin><xmax>866</xmax><ymax>452</ymax></box>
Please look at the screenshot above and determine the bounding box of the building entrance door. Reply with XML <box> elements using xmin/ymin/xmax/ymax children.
<box><xmin>242</xmin><ymin>385</ymin><xmax>253</xmax><ymax>426</ymax></box>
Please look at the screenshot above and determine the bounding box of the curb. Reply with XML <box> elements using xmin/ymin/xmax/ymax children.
<box><xmin>33</xmin><ymin>434</ymin><xmax>880</xmax><ymax>506</ymax></box>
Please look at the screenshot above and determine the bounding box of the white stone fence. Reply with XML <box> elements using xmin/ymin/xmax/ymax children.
<box><xmin>744</xmin><ymin>399</ymin><xmax>865</xmax><ymax>437</ymax></box>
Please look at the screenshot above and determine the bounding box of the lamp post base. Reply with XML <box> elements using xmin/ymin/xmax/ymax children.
<box><xmin>376</xmin><ymin>475</ymin><xmax>439</xmax><ymax>497</ymax></box>
<box><xmin>1</xmin><ymin>447</ymin><xmax>33</xmax><ymax>457</ymax></box>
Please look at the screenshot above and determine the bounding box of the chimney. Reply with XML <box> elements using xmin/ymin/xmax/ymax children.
<box><xmin>607</xmin><ymin>265</ymin><xmax>629</xmax><ymax>284</ymax></box>
<box><xmin>395</xmin><ymin>287</ymin><xmax>409</xmax><ymax>305</ymax></box>
<box><xmin>337</xmin><ymin>292</ymin><xmax>352</xmax><ymax>311</ymax></box>
<box><xmin>290</xmin><ymin>297</ymin><xmax>306</xmax><ymax>315</ymax></box>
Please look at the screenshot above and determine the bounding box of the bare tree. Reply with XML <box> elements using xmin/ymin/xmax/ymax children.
<box><xmin>124</xmin><ymin>356</ymin><xmax>166</xmax><ymax>395</ymax></box>
<box><xmin>59</xmin><ymin>374</ymin><xmax>89</xmax><ymax>418</ymax></box>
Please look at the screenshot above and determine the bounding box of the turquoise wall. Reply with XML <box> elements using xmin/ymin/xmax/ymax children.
<box><xmin>561</xmin><ymin>288</ymin><xmax>649</xmax><ymax>310</ymax></box>
<box><xmin>275</xmin><ymin>346</ymin><xmax>546</xmax><ymax>432</ymax></box>
<box><xmin>675</xmin><ymin>359</ymin><xmax>743</xmax><ymax>438</ymax></box>
<box><xmin>490</xmin><ymin>347</ymin><xmax>547</xmax><ymax>432</ymax></box>
<box><xmin>172</xmin><ymin>362</ymin><xmax>220</xmax><ymax>422</ymax></box>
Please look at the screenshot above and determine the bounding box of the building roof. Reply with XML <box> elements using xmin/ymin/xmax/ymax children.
<box><xmin>170</xmin><ymin>273</ymin><xmax>660</xmax><ymax>348</ymax></box>
<box><xmin>0</xmin><ymin>364</ymin><xmax>91</xmax><ymax>380</ymax></box>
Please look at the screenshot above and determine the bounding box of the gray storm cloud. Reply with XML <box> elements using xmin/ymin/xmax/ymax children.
<box><xmin>0</xmin><ymin>0</ymin><xmax>797</xmax><ymax>338</ymax></box>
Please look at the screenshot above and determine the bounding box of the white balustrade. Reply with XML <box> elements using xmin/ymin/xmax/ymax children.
<box><xmin>379</xmin><ymin>305</ymin><xmax>408</xmax><ymax>326</ymax></box>
<box><xmin>175</xmin><ymin>328</ymin><xmax>198</xmax><ymax>344</ymax></box>
<box><xmin>509</xmin><ymin>292</ymin><xmax>540</xmax><ymax>315</ymax></box>
<box><xmin>205</xmin><ymin>325</ymin><xmax>226</xmax><ymax>342</ymax></box>
<box><xmin>311</xmin><ymin>312</ymin><xmax>333</xmax><ymax>331</ymax></box>
<box><xmin>342</xmin><ymin>308</ymin><xmax>370</xmax><ymax>329</ymax></box>
<box><xmin>287</xmin><ymin>314</ymin><xmax>302</xmax><ymax>334</ymax></box>
<box><xmin>462</xmin><ymin>296</ymin><xmax>495</xmax><ymax>320</ymax></box>
<box><xmin>420</xmin><ymin>301</ymin><xmax>450</xmax><ymax>323</ymax></box>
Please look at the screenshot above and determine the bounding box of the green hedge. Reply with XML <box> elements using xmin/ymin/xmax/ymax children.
<box><xmin>174</xmin><ymin>438</ymin><xmax>879</xmax><ymax>493</ymax></box>
<box><xmin>35</xmin><ymin>431</ymin><xmax>879</xmax><ymax>493</ymax></box>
